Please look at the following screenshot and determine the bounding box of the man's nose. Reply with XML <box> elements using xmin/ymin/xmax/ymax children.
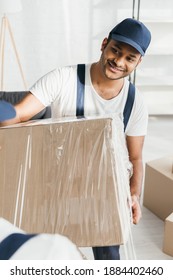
<box><xmin>114</xmin><ymin>56</ymin><xmax>124</xmax><ymax>66</ymax></box>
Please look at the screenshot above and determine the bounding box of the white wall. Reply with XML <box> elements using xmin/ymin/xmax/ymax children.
<box><xmin>0</xmin><ymin>0</ymin><xmax>133</xmax><ymax>91</ymax></box>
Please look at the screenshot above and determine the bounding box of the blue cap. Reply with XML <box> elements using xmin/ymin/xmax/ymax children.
<box><xmin>108</xmin><ymin>18</ymin><xmax>151</xmax><ymax>56</ymax></box>
<box><xmin>0</xmin><ymin>100</ymin><xmax>16</xmax><ymax>122</ymax></box>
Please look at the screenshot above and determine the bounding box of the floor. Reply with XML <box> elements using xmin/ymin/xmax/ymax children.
<box><xmin>80</xmin><ymin>115</ymin><xmax>173</xmax><ymax>260</ymax></box>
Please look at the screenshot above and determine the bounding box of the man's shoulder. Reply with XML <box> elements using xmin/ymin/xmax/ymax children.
<box><xmin>47</xmin><ymin>65</ymin><xmax>78</xmax><ymax>82</ymax></box>
<box><xmin>54</xmin><ymin>64</ymin><xmax>78</xmax><ymax>73</ymax></box>
<box><xmin>54</xmin><ymin>63</ymin><xmax>91</xmax><ymax>73</ymax></box>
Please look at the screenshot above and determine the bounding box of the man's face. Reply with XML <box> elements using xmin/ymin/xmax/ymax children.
<box><xmin>100</xmin><ymin>39</ymin><xmax>142</xmax><ymax>80</ymax></box>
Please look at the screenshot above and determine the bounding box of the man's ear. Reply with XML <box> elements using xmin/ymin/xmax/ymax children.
<box><xmin>101</xmin><ymin>38</ymin><xmax>108</xmax><ymax>51</ymax></box>
<box><xmin>136</xmin><ymin>56</ymin><xmax>142</xmax><ymax>67</ymax></box>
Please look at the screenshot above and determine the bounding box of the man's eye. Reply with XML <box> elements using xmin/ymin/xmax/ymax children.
<box><xmin>127</xmin><ymin>57</ymin><xmax>134</xmax><ymax>62</ymax></box>
<box><xmin>112</xmin><ymin>48</ymin><xmax>118</xmax><ymax>53</ymax></box>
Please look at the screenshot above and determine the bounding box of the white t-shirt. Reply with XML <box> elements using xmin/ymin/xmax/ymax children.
<box><xmin>0</xmin><ymin>218</ymin><xmax>83</xmax><ymax>260</ymax></box>
<box><xmin>30</xmin><ymin>64</ymin><xmax>148</xmax><ymax>136</ymax></box>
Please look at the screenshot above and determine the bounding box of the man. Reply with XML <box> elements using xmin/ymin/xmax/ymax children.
<box><xmin>0</xmin><ymin>18</ymin><xmax>151</xmax><ymax>260</ymax></box>
<box><xmin>0</xmin><ymin>218</ymin><xmax>83</xmax><ymax>260</ymax></box>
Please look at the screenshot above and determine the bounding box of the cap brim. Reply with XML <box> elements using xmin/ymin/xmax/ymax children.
<box><xmin>110</xmin><ymin>34</ymin><xmax>144</xmax><ymax>56</ymax></box>
<box><xmin>0</xmin><ymin>100</ymin><xmax>16</xmax><ymax>122</ymax></box>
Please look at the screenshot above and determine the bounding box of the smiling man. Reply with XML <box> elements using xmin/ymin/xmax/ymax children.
<box><xmin>0</xmin><ymin>18</ymin><xmax>151</xmax><ymax>260</ymax></box>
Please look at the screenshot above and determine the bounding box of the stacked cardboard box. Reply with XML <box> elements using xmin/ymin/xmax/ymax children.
<box><xmin>143</xmin><ymin>156</ymin><xmax>173</xmax><ymax>220</ymax></box>
<box><xmin>0</xmin><ymin>116</ymin><xmax>131</xmax><ymax>247</ymax></box>
<box><xmin>163</xmin><ymin>212</ymin><xmax>173</xmax><ymax>257</ymax></box>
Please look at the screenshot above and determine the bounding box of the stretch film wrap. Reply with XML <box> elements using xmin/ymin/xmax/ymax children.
<box><xmin>0</xmin><ymin>115</ymin><xmax>134</xmax><ymax>253</ymax></box>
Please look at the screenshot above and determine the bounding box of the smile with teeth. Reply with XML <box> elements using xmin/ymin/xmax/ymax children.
<box><xmin>108</xmin><ymin>61</ymin><xmax>124</xmax><ymax>72</ymax></box>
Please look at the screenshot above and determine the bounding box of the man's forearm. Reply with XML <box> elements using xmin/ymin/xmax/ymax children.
<box><xmin>129</xmin><ymin>158</ymin><xmax>143</xmax><ymax>198</ymax></box>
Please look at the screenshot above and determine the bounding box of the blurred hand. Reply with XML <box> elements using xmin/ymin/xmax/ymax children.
<box><xmin>131</xmin><ymin>194</ymin><xmax>142</xmax><ymax>224</ymax></box>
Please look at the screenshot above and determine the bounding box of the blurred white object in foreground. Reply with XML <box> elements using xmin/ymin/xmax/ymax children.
<box><xmin>0</xmin><ymin>218</ymin><xmax>83</xmax><ymax>260</ymax></box>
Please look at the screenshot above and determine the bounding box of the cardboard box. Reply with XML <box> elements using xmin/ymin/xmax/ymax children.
<box><xmin>143</xmin><ymin>157</ymin><xmax>173</xmax><ymax>220</ymax></box>
<box><xmin>163</xmin><ymin>212</ymin><xmax>173</xmax><ymax>257</ymax></box>
<box><xmin>0</xmin><ymin>116</ymin><xmax>131</xmax><ymax>247</ymax></box>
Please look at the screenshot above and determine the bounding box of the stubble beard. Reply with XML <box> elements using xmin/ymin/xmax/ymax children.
<box><xmin>100</xmin><ymin>55</ymin><xmax>127</xmax><ymax>81</ymax></box>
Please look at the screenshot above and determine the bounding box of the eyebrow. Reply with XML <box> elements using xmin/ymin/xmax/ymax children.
<box><xmin>112</xmin><ymin>42</ymin><xmax>139</xmax><ymax>58</ymax></box>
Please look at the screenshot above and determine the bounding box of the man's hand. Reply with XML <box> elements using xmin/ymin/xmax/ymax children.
<box><xmin>131</xmin><ymin>194</ymin><xmax>142</xmax><ymax>224</ymax></box>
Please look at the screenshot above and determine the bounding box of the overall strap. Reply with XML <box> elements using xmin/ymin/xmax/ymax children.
<box><xmin>76</xmin><ymin>64</ymin><xmax>85</xmax><ymax>117</ymax></box>
<box><xmin>76</xmin><ymin>64</ymin><xmax>135</xmax><ymax>130</ymax></box>
<box><xmin>0</xmin><ymin>233</ymin><xmax>36</xmax><ymax>260</ymax></box>
<box><xmin>123</xmin><ymin>82</ymin><xmax>135</xmax><ymax>131</ymax></box>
